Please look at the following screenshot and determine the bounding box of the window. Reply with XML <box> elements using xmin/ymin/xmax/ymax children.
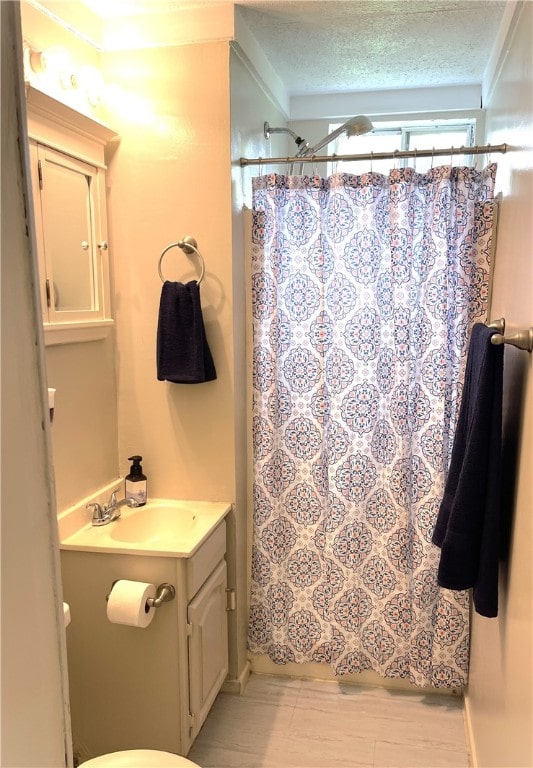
<box><xmin>330</xmin><ymin>119</ymin><xmax>476</xmax><ymax>174</ymax></box>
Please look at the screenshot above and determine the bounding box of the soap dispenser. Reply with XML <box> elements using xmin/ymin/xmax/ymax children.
<box><xmin>125</xmin><ymin>455</ymin><xmax>147</xmax><ymax>506</ymax></box>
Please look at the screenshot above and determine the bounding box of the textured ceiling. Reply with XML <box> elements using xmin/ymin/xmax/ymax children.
<box><xmin>78</xmin><ymin>0</ymin><xmax>507</xmax><ymax>95</ymax></box>
<box><xmin>236</xmin><ymin>0</ymin><xmax>506</xmax><ymax>95</ymax></box>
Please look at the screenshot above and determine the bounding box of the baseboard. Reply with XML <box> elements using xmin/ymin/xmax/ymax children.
<box><xmin>221</xmin><ymin>659</ymin><xmax>251</xmax><ymax>695</ymax></box>
<box><xmin>463</xmin><ymin>693</ymin><xmax>478</xmax><ymax>767</ymax></box>
<box><xmin>249</xmin><ymin>654</ymin><xmax>460</xmax><ymax>696</ymax></box>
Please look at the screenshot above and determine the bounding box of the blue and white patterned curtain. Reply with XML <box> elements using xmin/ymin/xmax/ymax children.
<box><xmin>249</xmin><ymin>165</ymin><xmax>497</xmax><ymax>688</ymax></box>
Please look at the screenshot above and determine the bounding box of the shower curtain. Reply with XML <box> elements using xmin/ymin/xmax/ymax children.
<box><xmin>248</xmin><ymin>164</ymin><xmax>497</xmax><ymax>688</ymax></box>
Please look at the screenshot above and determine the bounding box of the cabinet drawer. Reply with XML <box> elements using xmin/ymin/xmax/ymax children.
<box><xmin>186</xmin><ymin>521</ymin><xmax>226</xmax><ymax>600</ymax></box>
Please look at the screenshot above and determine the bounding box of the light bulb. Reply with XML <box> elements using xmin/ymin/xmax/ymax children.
<box><xmin>30</xmin><ymin>46</ymin><xmax>75</xmax><ymax>89</ymax></box>
<box><xmin>73</xmin><ymin>65</ymin><xmax>104</xmax><ymax>106</ymax></box>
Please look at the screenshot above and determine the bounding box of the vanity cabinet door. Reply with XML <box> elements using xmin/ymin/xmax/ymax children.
<box><xmin>187</xmin><ymin>559</ymin><xmax>228</xmax><ymax>740</ymax></box>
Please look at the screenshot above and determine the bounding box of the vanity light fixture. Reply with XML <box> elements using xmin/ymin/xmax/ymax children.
<box><xmin>29</xmin><ymin>45</ymin><xmax>75</xmax><ymax>89</ymax></box>
<box><xmin>72</xmin><ymin>65</ymin><xmax>105</xmax><ymax>106</ymax></box>
<box><xmin>25</xmin><ymin>43</ymin><xmax>106</xmax><ymax>106</ymax></box>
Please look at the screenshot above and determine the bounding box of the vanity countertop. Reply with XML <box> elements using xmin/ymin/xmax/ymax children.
<box><xmin>59</xmin><ymin>496</ymin><xmax>231</xmax><ymax>558</ymax></box>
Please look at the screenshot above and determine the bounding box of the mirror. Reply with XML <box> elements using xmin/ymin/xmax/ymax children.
<box><xmin>39</xmin><ymin>147</ymin><xmax>96</xmax><ymax>312</ymax></box>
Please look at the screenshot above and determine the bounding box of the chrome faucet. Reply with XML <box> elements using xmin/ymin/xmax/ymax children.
<box><xmin>86</xmin><ymin>491</ymin><xmax>139</xmax><ymax>527</ymax></box>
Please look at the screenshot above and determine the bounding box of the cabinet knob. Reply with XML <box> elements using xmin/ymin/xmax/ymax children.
<box><xmin>97</xmin><ymin>241</ymin><xmax>108</xmax><ymax>251</ymax></box>
<box><xmin>81</xmin><ymin>240</ymin><xmax>89</xmax><ymax>250</ymax></box>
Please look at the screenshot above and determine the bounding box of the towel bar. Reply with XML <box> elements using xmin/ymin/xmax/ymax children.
<box><xmin>158</xmin><ymin>236</ymin><xmax>205</xmax><ymax>284</ymax></box>
<box><xmin>487</xmin><ymin>318</ymin><xmax>505</xmax><ymax>334</ymax></box>
<box><xmin>491</xmin><ymin>328</ymin><xmax>533</xmax><ymax>352</ymax></box>
<box><xmin>487</xmin><ymin>318</ymin><xmax>533</xmax><ymax>352</ymax></box>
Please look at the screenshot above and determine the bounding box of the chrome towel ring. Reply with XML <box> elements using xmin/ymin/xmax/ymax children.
<box><xmin>158</xmin><ymin>235</ymin><xmax>205</xmax><ymax>284</ymax></box>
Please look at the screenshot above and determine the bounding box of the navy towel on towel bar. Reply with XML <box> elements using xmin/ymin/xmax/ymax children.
<box><xmin>432</xmin><ymin>323</ymin><xmax>504</xmax><ymax>618</ymax></box>
<box><xmin>156</xmin><ymin>280</ymin><xmax>216</xmax><ymax>384</ymax></box>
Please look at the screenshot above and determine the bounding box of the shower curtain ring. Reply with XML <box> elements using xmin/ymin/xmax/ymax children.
<box><xmin>393</xmin><ymin>149</ymin><xmax>399</xmax><ymax>168</ymax></box>
<box><xmin>431</xmin><ymin>147</ymin><xmax>435</xmax><ymax>169</ymax></box>
<box><xmin>370</xmin><ymin>151</ymin><xmax>374</xmax><ymax>173</ymax></box>
<box><xmin>413</xmin><ymin>147</ymin><xmax>417</xmax><ymax>171</ymax></box>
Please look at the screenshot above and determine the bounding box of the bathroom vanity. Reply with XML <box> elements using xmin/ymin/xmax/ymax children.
<box><xmin>59</xmin><ymin>498</ymin><xmax>231</xmax><ymax>762</ymax></box>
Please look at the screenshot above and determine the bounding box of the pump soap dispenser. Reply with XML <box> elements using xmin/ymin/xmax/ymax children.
<box><xmin>125</xmin><ymin>456</ymin><xmax>147</xmax><ymax>506</ymax></box>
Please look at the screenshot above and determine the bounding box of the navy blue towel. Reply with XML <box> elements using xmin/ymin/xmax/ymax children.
<box><xmin>432</xmin><ymin>323</ymin><xmax>504</xmax><ymax>618</ymax></box>
<box><xmin>157</xmin><ymin>281</ymin><xmax>216</xmax><ymax>384</ymax></box>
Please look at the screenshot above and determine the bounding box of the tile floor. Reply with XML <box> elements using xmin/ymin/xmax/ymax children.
<box><xmin>188</xmin><ymin>674</ymin><xmax>469</xmax><ymax>768</ymax></box>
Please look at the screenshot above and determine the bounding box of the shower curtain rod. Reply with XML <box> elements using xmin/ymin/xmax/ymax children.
<box><xmin>239</xmin><ymin>142</ymin><xmax>508</xmax><ymax>167</ymax></box>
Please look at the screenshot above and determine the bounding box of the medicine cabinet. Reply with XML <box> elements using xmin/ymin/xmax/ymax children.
<box><xmin>26</xmin><ymin>87</ymin><xmax>118</xmax><ymax>345</ymax></box>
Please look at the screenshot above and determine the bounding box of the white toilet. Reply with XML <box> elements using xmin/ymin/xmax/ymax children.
<box><xmin>81</xmin><ymin>749</ymin><xmax>200</xmax><ymax>767</ymax></box>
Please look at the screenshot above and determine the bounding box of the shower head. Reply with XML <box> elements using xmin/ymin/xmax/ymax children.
<box><xmin>344</xmin><ymin>115</ymin><xmax>374</xmax><ymax>137</ymax></box>
<box><xmin>264</xmin><ymin>121</ymin><xmax>309</xmax><ymax>153</ymax></box>
<box><xmin>297</xmin><ymin>115</ymin><xmax>373</xmax><ymax>157</ymax></box>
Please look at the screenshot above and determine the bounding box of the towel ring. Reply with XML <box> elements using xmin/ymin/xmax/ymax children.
<box><xmin>158</xmin><ymin>236</ymin><xmax>205</xmax><ymax>284</ymax></box>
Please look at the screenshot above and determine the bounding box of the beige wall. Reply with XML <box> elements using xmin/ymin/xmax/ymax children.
<box><xmin>21</xmin><ymin>8</ymin><xmax>237</xmax><ymax>501</ymax></box>
<box><xmin>21</xmin><ymin>0</ymin><xmax>245</xmax><ymax>685</ymax></box>
<box><xmin>105</xmin><ymin>40</ymin><xmax>247</xmax><ymax>683</ymax></box>
<box><xmin>465</xmin><ymin>3</ymin><xmax>533</xmax><ymax>766</ymax></box>
<box><xmin>21</xmin><ymin>1</ymin><xmax>121</xmax><ymax>512</ymax></box>
<box><xmin>230</xmin><ymin>43</ymin><xmax>289</xmax><ymax>684</ymax></box>
<box><xmin>104</xmin><ymin>42</ymin><xmax>234</xmax><ymax>503</ymax></box>
<box><xmin>21</xmin><ymin>3</ymin><xmax>237</xmax><ymax>509</ymax></box>
<box><xmin>46</xmin><ymin>338</ymin><xmax>119</xmax><ymax>510</ymax></box>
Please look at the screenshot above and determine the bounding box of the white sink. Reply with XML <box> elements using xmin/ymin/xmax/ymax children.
<box><xmin>109</xmin><ymin>505</ymin><xmax>200</xmax><ymax>544</ymax></box>
<box><xmin>59</xmin><ymin>498</ymin><xmax>231</xmax><ymax>557</ymax></box>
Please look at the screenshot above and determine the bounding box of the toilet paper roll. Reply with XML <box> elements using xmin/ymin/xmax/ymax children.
<box><xmin>106</xmin><ymin>580</ymin><xmax>157</xmax><ymax>628</ymax></box>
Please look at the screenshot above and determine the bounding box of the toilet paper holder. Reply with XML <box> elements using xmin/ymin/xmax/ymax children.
<box><xmin>106</xmin><ymin>581</ymin><xmax>176</xmax><ymax>608</ymax></box>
